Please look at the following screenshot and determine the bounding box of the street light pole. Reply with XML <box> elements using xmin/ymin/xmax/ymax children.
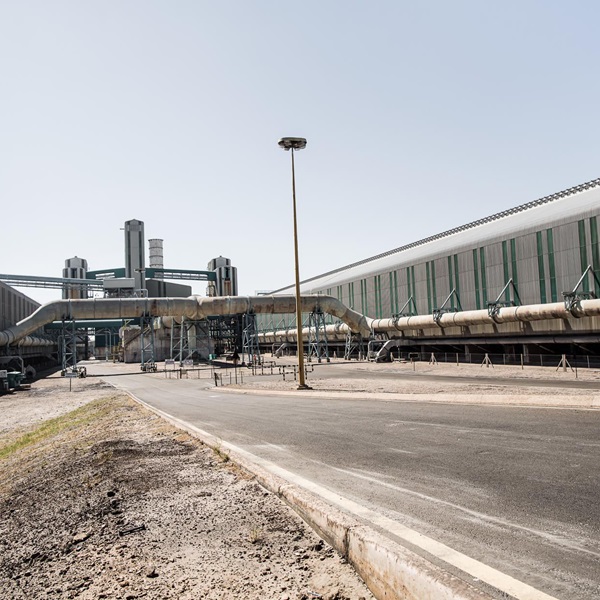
<box><xmin>278</xmin><ymin>137</ymin><xmax>310</xmax><ymax>390</ymax></box>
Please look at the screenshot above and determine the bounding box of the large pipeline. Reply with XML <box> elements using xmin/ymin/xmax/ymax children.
<box><xmin>0</xmin><ymin>295</ymin><xmax>371</xmax><ymax>347</ymax></box>
<box><xmin>370</xmin><ymin>300</ymin><xmax>599</xmax><ymax>332</ymax></box>
<box><xmin>5</xmin><ymin>295</ymin><xmax>600</xmax><ymax>349</ymax></box>
<box><xmin>258</xmin><ymin>299</ymin><xmax>600</xmax><ymax>342</ymax></box>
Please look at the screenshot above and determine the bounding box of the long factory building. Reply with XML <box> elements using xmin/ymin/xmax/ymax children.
<box><xmin>268</xmin><ymin>177</ymin><xmax>600</xmax><ymax>359</ymax></box>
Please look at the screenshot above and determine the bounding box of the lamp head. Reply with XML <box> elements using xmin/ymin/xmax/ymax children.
<box><xmin>278</xmin><ymin>137</ymin><xmax>307</xmax><ymax>151</ymax></box>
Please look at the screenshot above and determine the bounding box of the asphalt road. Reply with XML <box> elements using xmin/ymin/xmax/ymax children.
<box><xmin>89</xmin><ymin>364</ymin><xmax>600</xmax><ymax>599</ymax></box>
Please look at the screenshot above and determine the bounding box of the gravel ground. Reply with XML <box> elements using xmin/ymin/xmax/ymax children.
<box><xmin>227</xmin><ymin>357</ymin><xmax>600</xmax><ymax>399</ymax></box>
<box><xmin>3</xmin><ymin>357</ymin><xmax>596</xmax><ymax>600</ymax></box>
<box><xmin>0</xmin><ymin>374</ymin><xmax>374</xmax><ymax>600</ymax></box>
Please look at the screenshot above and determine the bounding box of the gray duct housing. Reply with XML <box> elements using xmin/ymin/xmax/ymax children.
<box><xmin>4</xmin><ymin>295</ymin><xmax>600</xmax><ymax>350</ymax></box>
<box><xmin>0</xmin><ymin>295</ymin><xmax>371</xmax><ymax>347</ymax></box>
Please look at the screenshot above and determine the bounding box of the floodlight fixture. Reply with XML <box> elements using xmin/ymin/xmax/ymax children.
<box><xmin>278</xmin><ymin>137</ymin><xmax>307</xmax><ymax>151</ymax></box>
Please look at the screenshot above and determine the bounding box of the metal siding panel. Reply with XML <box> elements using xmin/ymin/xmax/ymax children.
<box><xmin>555</xmin><ymin>222</ymin><xmax>578</xmax><ymax>254</ymax></box>
<box><xmin>365</xmin><ymin>277</ymin><xmax>375</xmax><ymax>318</ymax></box>
<box><xmin>414</xmin><ymin>263</ymin><xmax>428</xmax><ymax>314</ymax></box>
<box><xmin>518</xmin><ymin>233</ymin><xmax>537</xmax><ymax>260</ymax></box>
<box><xmin>487</xmin><ymin>263</ymin><xmax>505</xmax><ymax>301</ymax></box>
<box><xmin>381</xmin><ymin>273</ymin><xmax>392</xmax><ymax>317</ymax></box>
<box><xmin>398</xmin><ymin>270</ymin><xmax>410</xmax><ymax>309</ymax></box>
<box><xmin>487</xmin><ymin>242</ymin><xmax>504</xmax><ymax>268</ymax></box>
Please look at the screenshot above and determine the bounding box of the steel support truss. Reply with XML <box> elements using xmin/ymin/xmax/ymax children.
<box><xmin>433</xmin><ymin>288</ymin><xmax>462</xmax><ymax>324</ymax></box>
<box><xmin>563</xmin><ymin>265</ymin><xmax>600</xmax><ymax>313</ymax></box>
<box><xmin>60</xmin><ymin>319</ymin><xmax>87</xmax><ymax>376</ymax></box>
<box><xmin>60</xmin><ymin>319</ymin><xmax>77</xmax><ymax>375</ymax></box>
<box><xmin>170</xmin><ymin>317</ymin><xmax>210</xmax><ymax>365</ymax></box>
<box><xmin>140</xmin><ymin>315</ymin><xmax>157</xmax><ymax>372</ymax></box>
<box><xmin>207</xmin><ymin>316</ymin><xmax>242</xmax><ymax>356</ymax></box>
<box><xmin>393</xmin><ymin>296</ymin><xmax>417</xmax><ymax>319</ymax></box>
<box><xmin>307</xmin><ymin>309</ymin><xmax>329</xmax><ymax>363</ymax></box>
<box><xmin>344</xmin><ymin>330</ymin><xmax>366</xmax><ymax>361</ymax></box>
<box><xmin>488</xmin><ymin>278</ymin><xmax>521</xmax><ymax>319</ymax></box>
<box><xmin>242</xmin><ymin>313</ymin><xmax>261</xmax><ymax>365</ymax></box>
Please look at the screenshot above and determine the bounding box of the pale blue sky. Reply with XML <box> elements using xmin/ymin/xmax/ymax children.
<box><xmin>2</xmin><ymin>1</ymin><xmax>599</xmax><ymax>304</ymax></box>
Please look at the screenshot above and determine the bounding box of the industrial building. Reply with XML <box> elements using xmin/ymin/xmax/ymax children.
<box><xmin>3</xmin><ymin>178</ymin><xmax>600</xmax><ymax>377</ymax></box>
<box><xmin>266</xmin><ymin>177</ymin><xmax>600</xmax><ymax>361</ymax></box>
<box><xmin>0</xmin><ymin>281</ymin><xmax>53</xmax><ymax>373</ymax></box>
<box><xmin>0</xmin><ymin>219</ymin><xmax>240</xmax><ymax>374</ymax></box>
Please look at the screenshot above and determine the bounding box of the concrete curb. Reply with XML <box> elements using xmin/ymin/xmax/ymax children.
<box><xmin>215</xmin><ymin>385</ymin><xmax>600</xmax><ymax>409</ymax></box>
<box><xmin>124</xmin><ymin>390</ymin><xmax>493</xmax><ymax>600</ymax></box>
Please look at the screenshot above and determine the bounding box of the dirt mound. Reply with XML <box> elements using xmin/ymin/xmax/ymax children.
<box><xmin>0</xmin><ymin>392</ymin><xmax>372</xmax><ymax>600</ymax></box>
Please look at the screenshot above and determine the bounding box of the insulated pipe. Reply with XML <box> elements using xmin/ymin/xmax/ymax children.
<box><xmin>369</xmin><ymin>300</ymin><xmax>600</xmax><ymax>332</ymax></box>
<box><xmin>258</xmin><ymin>299</ymin><xmax>600</xmax><ymax>342</ymax></box>
<box><xmin>14</xmin><ymin>336</ymin><xmax>55</xmax><ymax>347</ymax></box>
<box><xmin>0</xmin><ymin>295</ymin><xmax>371</xmax><ymax>347</ymax></box>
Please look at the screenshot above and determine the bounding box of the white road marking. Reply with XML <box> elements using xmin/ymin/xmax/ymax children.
<box><xmin>330</xmin><ymin>466</ymin><xmax>600</xmax><ymax>558</ymax></box>
<box><xmin>227</xmin><ymin>447</ymin><xmax>560</xmax><ymax>600</ymax></box>
<box><xmin>253</xmin><ymin>443</ymin><xmax>290</xmax><ymax>452</ymax></box>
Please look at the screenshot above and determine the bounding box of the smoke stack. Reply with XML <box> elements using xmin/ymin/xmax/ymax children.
<box><xmin>149</xmin><ymin>239</ymin><xmax>164</xmax><ymax>279</ymax></box>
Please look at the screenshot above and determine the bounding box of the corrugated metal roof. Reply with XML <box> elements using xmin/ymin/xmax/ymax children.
<box><xmin>272</xmin><ymin>177</ymin><xmax>600</xmax><ymax>294</ymax></box>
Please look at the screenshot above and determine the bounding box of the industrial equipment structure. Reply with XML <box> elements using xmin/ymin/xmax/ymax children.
<box><xmin>0</xmin><ymin>219</ymin><xmax>241</xmax><ymax>372</ymax></box>
<box><xmin>265</xmin><ymin>177</ymin><xmax>600</xmax><ymax>361</ymax></box>
<box><xmin>0</xmin><ymin>281</ymin><xmax>53</xmax><ymax>373</ymax></box>
<box><xmin>4</xmin><ymin>177</ymin><xmax>600</xmax><ymax>373</ymax></box>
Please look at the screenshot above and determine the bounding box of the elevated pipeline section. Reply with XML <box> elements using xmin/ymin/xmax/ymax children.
<box><xmin>0</xmin><ymin>295</ymin><xmax>371</xmax><ymax>347</ymax></box>
<box><xmin>258</xmin><ymin>299</ymin><xmax>600</xmax><ymax>342</ymax></box>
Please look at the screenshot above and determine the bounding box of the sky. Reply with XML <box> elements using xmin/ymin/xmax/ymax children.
<box><xmin>2</xmin><ymin>1</ymin><xmax>600</xmax><ymax>305</ymax></box>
